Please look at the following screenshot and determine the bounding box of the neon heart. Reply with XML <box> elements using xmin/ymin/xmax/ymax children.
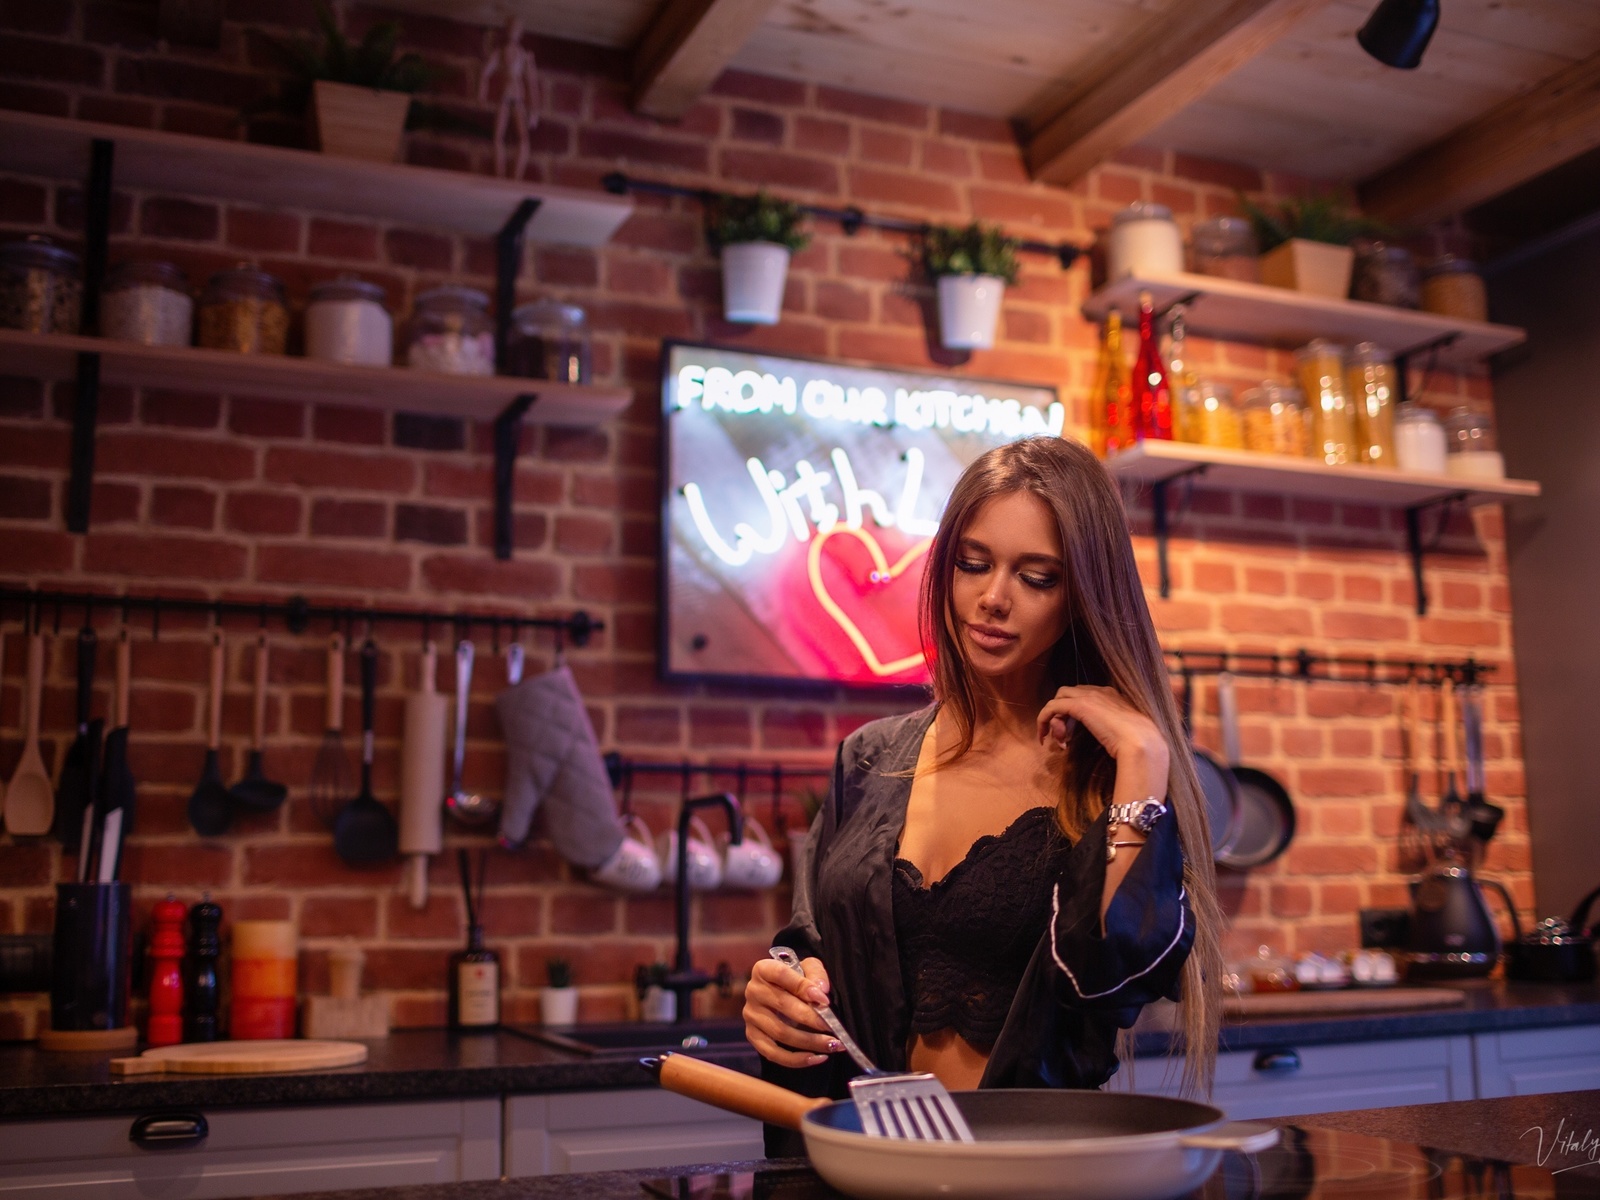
<box><xmin>807</xmin><ymin>525</ymin><xmax>932</xmax><ymax>677</ymax></box>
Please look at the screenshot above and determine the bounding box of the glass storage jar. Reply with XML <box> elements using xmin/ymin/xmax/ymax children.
<box><xmin>0</xmin><ymin>236</ymin><xmax>81</xmax><ymax>334</ymax></box>
<box><xmin>1186</xmin><ymin>381</ymin><xmax>1243</xmax><ymax>450</ymax></box>
<box><xmin>405</xmin><ymin>286</ymin><xmax>494</xmax><ymax>375</ymax></box>
<box><xmin>1420</xmin><ymin>255</ymin><xmax>1488</xmax><ymax>321</ymax></box>
<box><xmin>505</xmin><ymin>300</ymin><xmax>591</xmax><ymax>384</ymax></box>
<box><xmin>1241</xmin><ymin>382</ymin><xmax>1311</xmax><ymax>457</ymax></box>
<box><xmin>1106</xmin><ymin>202</ymin><xmax>1183</xmax><ymax>282</ymax></box>
<box><xmin>305</xmin><ymin>277</ymin><xmax>392</xmax><ymax>366</ymax></box>
<box><xmin>1345</xmin><ymin>342</ymin><xmax>1398</xmax><ymax>467</ymax></box>
<box><xmin>1393</xmin><ymin>404</ymin><xmax>1448</xmax><ymax>474</ymax></box>
<box><xmin>1443</xmin><ymin>406</ymin><xmax>1505</xmax><ymax>480</ymax></box>
<box><xmin>1189</xmin><ymin>216</ymin><xmax>1258</xmax><ymax>282</ymax></box>
<box><xmin>1295</xmin><ymin>339</ymin><xmax>1356</xmax><ymax>465</ymax></box>
<box><xmin>102</xmin><ymin>261</ymin><xmax>192</xmax><ymax>346</ymax></box>
<box><xmin>197</xmin><ymin>266</ymin><xmax>288</xmax><ymax>354</ymax></box>
<box><xmin>1351</xmin><ymin>242</ymin><xmax>1420</xmax><ymax>308</ymax></box>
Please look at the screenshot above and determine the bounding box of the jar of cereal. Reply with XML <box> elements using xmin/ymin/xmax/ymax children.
<box><xmin>0</xmin><ymin>236</ymin><xmax>81</xmax><ymax>334</ymax></box>
<box><xmin>1241</xmin><ymin>382</ymin><xmax>1311</xmax><ymax>457</ymax></box>
<box><xmin>405</xmin><ymin>286</ymin><xmax>495</xmax><ymax>375</ymax></box>
<box><xmin>197</xmin><ymin>266</ymin><xmax>288</xmax><ymax>354</ymax></box>
<box><xmin>102</xmin><ymin>261</ymin><xmax>192</xmax><ymax>346</ymax></box>
<box><xmin>1421</xmin><ymin>255</ymin><xmax>1488</xmax><ymax>322</ymax></box>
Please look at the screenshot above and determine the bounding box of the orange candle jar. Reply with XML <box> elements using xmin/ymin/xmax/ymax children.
<box><xmin>230</xmin><ymin>920</ymin><xmax>297</xmax><ymax>1039</ymax></box>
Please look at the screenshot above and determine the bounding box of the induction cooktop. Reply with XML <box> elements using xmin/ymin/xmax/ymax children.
<box><xmin>640</xmin><ymin>1124</ymin><xmax>1600</xmax><ymax>1199</ymax></box>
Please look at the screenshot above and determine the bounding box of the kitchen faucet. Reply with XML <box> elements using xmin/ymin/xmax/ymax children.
<box><xmin>665</xmin><ymin>792</ymin><xmax>742</xmax><ymax>1023</ymax></box>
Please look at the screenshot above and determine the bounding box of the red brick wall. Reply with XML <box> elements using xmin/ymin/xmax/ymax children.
<box><xmin>0</xmin><ymin>3</ymin><xmax>1529</xmax><ymax>1039</ymax></box>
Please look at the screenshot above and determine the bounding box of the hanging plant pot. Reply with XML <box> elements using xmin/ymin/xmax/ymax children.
<box><xmin>310</xmin><ymin>80</ymin><xmax>412</xmax><ymax>163</ymax></box>
<box><xmin>936</xmin><ymin>273</ymin><xmax>1006</xmax><ymax>350</ymax></box>
<box><xmin>720</xmin><ymin>241</ymin><xmax>791</xmax><ymax>325</ymax></box>
<box><xmin>1259</xmin><ymin>239</ymin><xmax>1356</xmax><ymax>300</ymax></box>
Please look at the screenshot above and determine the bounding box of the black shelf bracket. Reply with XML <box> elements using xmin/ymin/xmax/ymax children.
<box><xmin>66</xmin><ymin>136</ymin><xmax>114</xmax><ymax>535</ymax></box>
<box><xmin>1403</xmin><ymin>492</ymin><xmax>1469</xmax><ymax>617</ymax></box>
<box><xmin>493</xmin><ymin>393</ymin><xmax>538</xmax><ymax>560</ymax></box>
<box><xmin>494</xmin><ymin>198</ymin><xmax>541</xmax><ymax>371</ymax></box>
<box><xmin>1149</xmin><ymin>466</ymin><xmax>1207</xmax><ymax>598</ymax></box>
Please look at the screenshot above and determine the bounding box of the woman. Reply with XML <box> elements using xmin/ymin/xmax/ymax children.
<box><xmin>743</xmin><ymin>436</ymin><xmax>1223</xmax><ymax>1152</ymax></box>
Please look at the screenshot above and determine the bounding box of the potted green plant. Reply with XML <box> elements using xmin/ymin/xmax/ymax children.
<box><xmin>921</xmin><ymin>222</ymin><xmax>1020</xmax><ymax>350</ymax></box>
<box><xmin>540</xmin><ymin>958</ymin><xmax>578</xmax><ymax>1026</ymax></box>
<box><xmin>272</xmin><ymin>2</ymin><xmax>440</xmax><ymax>163</ymax></box>
<box><xmin>1239</xmin><ymin>194</ymin><xmax>1388</xmax><ymax>300</ymax></box>
<box><xmin>706</xmin><ymin>191</ymin><xmax>810</xmax><ymax>325</ymax></box>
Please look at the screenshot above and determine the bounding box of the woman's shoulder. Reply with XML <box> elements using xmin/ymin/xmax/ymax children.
<box><xmin>838</xmin><ymin>704</ymin><xmax>938</xmax><ymax>778</ymax></box>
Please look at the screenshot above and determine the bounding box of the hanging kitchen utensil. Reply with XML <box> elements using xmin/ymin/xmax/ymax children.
<box><xmin>332</xmin><ymin>637</ymin><xmax>398</xmax><ymax>866</ymax></box>
<box><xmin>309</xmin><ymin>633</ymin><xmax>350</xmax><ymax>829</ymax></box>
<box><xmin>1458</xmin><ymin>683</ymin><xmax>1503</xmax><ymax>847</ymax></box>
<box><xmin>1214</xmin><ymin>673</ymin><xmax>1295</xmax><ymax>869</ymax></box>
<box><xmin>95</xmin><ymin>630</ymin><xmax>137</xmax><ymax>883</ymax></box>
<box><xmin>648</xmin><ymin>1053</ymin><xmax>1276</xmax><ymax>1200</ymax></box>
<box><xmin>445</xmin><ymin>639</ymin><xmax>496</xmax><ymax>826</ymax></box>
<box><xmin>55</xmin><ymin>623</ymin><xmax>100</xmax><ymax>850</ymax></box>
<box><xmin>230</xmin><ymin>631</ymin><xmax>287</xmax><ymax>814</ymax></box>
<box><xmin>1400</xmin><ymin>677</ymin><xmax>1443</xmax><ymax>836</ymax></box>
<box><xmin>188</xmin><ymin>630</ymin><xmax>233</xmax><ymax>838</ymax></box>
<box><xmin>1178</xmin><ymin>667</ymin><xmax>1240</xmax><ymax>861</ymax></box>
<box><xmin>1436</xmin><ymin>677</ymin><xmax>1469</xmax><ymax>847</ymax></box>
<box><xmin>3</xmin><ymin>632</ymin><xmax>54</xmax><ymax>836</ymax></box>
<box><xmin>400</xmin><ymin>641</ymin><xmax>448</xmax><ymax>907</ymax></box>
<box><xmin>769</xmin><ymin>946</ymin><xmax>973</xmax><ymax>1142</ymax></box>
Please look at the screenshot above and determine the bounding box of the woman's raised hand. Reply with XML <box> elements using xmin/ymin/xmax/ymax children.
<box><xmin>1036</xmin><ymin>685</ymin><xmax>1170</xmax><ymax>799</ymax></box>
<box><xmin>743</xmin><ymin>954</ymin><xmax>839</xmax><ymax>1068</ymax></box>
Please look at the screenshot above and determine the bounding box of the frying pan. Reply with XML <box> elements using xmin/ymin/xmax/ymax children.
<box><xmin>1214</xmin><ymin>673</ymin><xmax>1295</xmax><ymax>869</ymax></box>
<box><xmin>651</xmin><ymin>1053</ymin><xmax>1277</xmax><ymax>1200</ymax></box>
<box><xmin>1179</xmin><ymin>667</ymin><xmax>1241</xmax><ymax>860</ymax></box>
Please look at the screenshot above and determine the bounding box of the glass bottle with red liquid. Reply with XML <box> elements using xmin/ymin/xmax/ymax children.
<box><xmin>1130</xmin><ymin>290</ymin><xmax>1174</xmax><ymax>441</ymax></box>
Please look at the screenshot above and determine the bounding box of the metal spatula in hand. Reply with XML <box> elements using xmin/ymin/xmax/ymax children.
<box><xmin>768</xmin><ymin>947</ymin><xmax>975</xmax><ymax>1143</ymax></box>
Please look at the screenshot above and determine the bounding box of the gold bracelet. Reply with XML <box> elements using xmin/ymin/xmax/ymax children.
<box><xmin>1107</xmin><ymin>839</ymin><xmax>1147</xmax><ymax>863</ymax></box>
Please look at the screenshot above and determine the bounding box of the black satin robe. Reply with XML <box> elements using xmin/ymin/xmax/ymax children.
<box><xmin>761</xmin><ymin>705</ymin><xmax>1193</xmax><ymax>1155</ymax></box>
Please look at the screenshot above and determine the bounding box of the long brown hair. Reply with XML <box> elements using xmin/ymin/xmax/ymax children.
<box><xmin>917</xmin><ymin>436</ymin><xmax>1222</xmax><ymax>1096</ymax></box>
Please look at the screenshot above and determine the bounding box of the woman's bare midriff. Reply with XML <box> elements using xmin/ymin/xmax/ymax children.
<box><xmin>907</xmin><ymin>1028</ymin><xmax>989</xmax><ymax>1091</ymax></box>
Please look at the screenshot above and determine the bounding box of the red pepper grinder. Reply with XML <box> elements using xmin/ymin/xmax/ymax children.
<box><xmin>146</xmin><ymin>894</ymin><xmax>187</xmax><ymax>1047</ymax></box>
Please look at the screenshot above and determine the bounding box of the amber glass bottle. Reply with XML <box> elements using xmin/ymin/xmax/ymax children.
<box><xmin>1092</xmin><ymin>312</ymin><xmax>1134</xmax><ymax>456</ymax></box>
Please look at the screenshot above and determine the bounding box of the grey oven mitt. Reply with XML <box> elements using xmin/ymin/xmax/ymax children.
<box><xmin>495</xmin><ymin>664</ymin><xmax>623</xmax><ymax>868</ymax></box>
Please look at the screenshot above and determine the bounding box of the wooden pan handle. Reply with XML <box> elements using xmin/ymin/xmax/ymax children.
<box><xmin>207</xmin><ymin>631</ymin><xmax>225</xmax><ymax>751</ymax></box>
<box><xmin>655</xmin><ymin>1053</ymin><xmax>829</xmax><ymax>1131</ymax></box>
<box><xmin>325</xmin><ymin>634</ymin><xmax>345</xmax><ymax>733</ymax></box>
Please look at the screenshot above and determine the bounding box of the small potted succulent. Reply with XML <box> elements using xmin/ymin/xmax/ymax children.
<box><xmin>540</xmin><ymin>958</ymin><xmax>578</xmax><ymax>1026</ymax></box>
<box><xmin>1240</xmin><ymin>194</ymin><xmax>1388</xmax><ymax>300</ymax></box>
<box><xmin>921</xmin><ymin>222</ymin><xmax>1020</xmax><ymax>350</ymax></box>
<box><xmin>271</xmin><ymin>2</ymin><xmax>441</xmax><ymax>162</ymax></box>
<box><xmin>706</xmin><ymin>191</ymin><xmax>810</xmax><ymax>325</ymax></box>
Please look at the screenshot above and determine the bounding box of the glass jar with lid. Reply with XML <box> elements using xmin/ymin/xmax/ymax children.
<box><xmin>306</xmin><ymin>277</ymin><xmax>392</xmax><ymax>366</ymax></box>
<box><xmin>1189</xmin><ymin>216</ymin><xmax>1258</xmax><ymax>282</ymax></box>
<box><xmin>1421</xmin><ymin>255</ymin><xmax>1488</xmax><ymax>322</ymax></box>
<box><xmin>1295</xmin><ymin>339</ymin><xmax>1355</xmax><ymax>465</ymax></box>
<box><xmin>197</xmin><ymin>266</ymin><xmax>288</xmax><ymax>354</ymax></box>
<box><xmin>506</xmin><ymin>300</ymin><xmax>591</xmax><ymax>384</ymax></box>
<box><xmin>1185</xmin><ymin>381</ymin><xmax>1243</xmax><ymax>450</ymax></box>
<box><xmin>1393</xmin><ymin>404</ymin><xmax>1448</xmax><ymax>474</ymax></box>
<box><xmin>1443</xmin><ymin>406</ymin><xmax>1505</xmax><ymax>480</ymax></box>
<box><xmin>0</xmin><ymin>236</ymin><xmax>82</xmax><ymax>334</ymax></box>
<box><xmin>1345</xmin><ymin>342</ymin><xmax>1398</xmax><ymax>467</ymax></box>
<box><xmin>405</xmin><ymin>286</ymin><xmax>494</xmax><ymax>375</ymax></box>
<box><xmin>102</xmin><ymin>261</ymin><xmax>192</xmax><ymax>346</ymax></box>
<box><xmin>1241</xmin><ymin>382</ymin><xmax>1311</xmax><ymax>457</ymax></box>
<box><xmin>1351</xmin><ymin>241</ymin><xmax>1420</xmax><ymax>309</ymax></box>
<box><xmin>1106</xmin><ymin>202</ymin><xmax>1183</xmax><ymax>282</ymax></box>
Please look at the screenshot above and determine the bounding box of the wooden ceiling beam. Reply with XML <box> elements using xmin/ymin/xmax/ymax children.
<box><xmin>631</xmin><ymin>0</ymin><xmax>777</xmax><ymax>120</ymax></box>
<box><xmin>1025</xmin><ymin>0</ymin><xmax>1331</xmax><ymax>187</ymax></box>
<box><xmin>1360</xmin><ymin>50</ymin><xmax>1600</xmax><ymax>227</ymax></box>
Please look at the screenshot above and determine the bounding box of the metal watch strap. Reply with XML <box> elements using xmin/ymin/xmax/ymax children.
<box><xmin>1106</xmin><ymin>798</ymin><xmax>1166</xmax><ymax>861</ymax></box>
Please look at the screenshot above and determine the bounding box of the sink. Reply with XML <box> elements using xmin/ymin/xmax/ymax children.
<box><xmin>506</xmin><ymin>1018</ymin><xmax>750</xmax><ymax>1057</ymax></box>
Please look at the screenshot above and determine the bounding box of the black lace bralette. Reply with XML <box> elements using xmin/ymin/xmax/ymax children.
<box><xmin>891</xmin><ymin>806</ymin><xmax>1069</xmax><ymax>1053</ymax></box>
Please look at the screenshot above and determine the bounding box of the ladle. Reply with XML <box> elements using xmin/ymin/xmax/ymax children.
<box><xmin>445</xmin><ymin>640</ymin><xmax>497</xmax><ymax>826</ymax></box>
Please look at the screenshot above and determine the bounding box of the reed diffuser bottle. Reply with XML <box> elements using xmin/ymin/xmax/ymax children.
<box><xmin>448</xmin><ymin>849</ymin><xmax>500</xmax><ymax>1031</ymax></box>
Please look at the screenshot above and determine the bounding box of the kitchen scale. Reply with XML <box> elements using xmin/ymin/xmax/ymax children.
<box><xmin>640</xmin><ymin>1123</ymin><xmax>1600</xmax><ymax>1199</ymax></box>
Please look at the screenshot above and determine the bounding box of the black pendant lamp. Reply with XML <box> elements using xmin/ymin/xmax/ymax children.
<box><xmin>1357</xmin><ymin>0</ymin><xmax>1439</xmax><ymax>69</ymax></box>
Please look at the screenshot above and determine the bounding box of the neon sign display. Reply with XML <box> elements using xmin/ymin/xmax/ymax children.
<box><xmin>660</xmin><ymin>343</ymin><xmax>1063</xmax><ymax>687</ymax></box>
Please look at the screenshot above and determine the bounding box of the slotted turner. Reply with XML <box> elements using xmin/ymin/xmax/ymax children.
<box><xmin>769</xmin><ymin>947</ymin><xmax>974</xmax><ymax>1142</ymax></box>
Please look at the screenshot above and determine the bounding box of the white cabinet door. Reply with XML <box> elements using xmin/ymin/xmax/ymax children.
<box><xmin>1475</xmin><ymin>1024</ymin><xmax>1600</xmax><ymax>1098</ymax></box>
<box><xmin>506</xmin><ymin>1088</ymin><xmax>764</xmax><ymax>1176</ymax></box>
<box><xmin>1114</xmin><ymin>1036</ymin><xmax>1476</xmax><ymax>1119</ymax></box>
<box><xmin>0</xmin><ymin>1098</ymin><xmax>500</xmax><ymax>1200</ymax></box>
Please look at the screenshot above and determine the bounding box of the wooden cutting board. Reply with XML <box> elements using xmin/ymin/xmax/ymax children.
<box><xmin>110</xmin><ymin>1039</ymin><xmax>368</xmax><ymax>1076</ymax></box>
<box><xmin>1225</xmin><ymin>987</ymin><xmax>1467</xmax><ymax>1017</ymax></box>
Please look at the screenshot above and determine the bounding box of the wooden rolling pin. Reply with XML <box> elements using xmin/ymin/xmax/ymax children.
<box><xmin>400</xmin><ymin>643</ymin><xmax>448</xmax><ymax>908</ymax></box>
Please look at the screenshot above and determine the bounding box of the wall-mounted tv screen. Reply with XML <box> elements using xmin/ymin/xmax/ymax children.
<box><xmin>660</xmin><ymin>342</ymin><xmax>1064</xmax><ymax>688</ymax></box>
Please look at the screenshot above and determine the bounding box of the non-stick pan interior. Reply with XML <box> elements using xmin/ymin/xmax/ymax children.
<box><xmin>807</xmin><ymin>1089</ymin><xmax>1225</xmax><ymax>1144</ymax></box>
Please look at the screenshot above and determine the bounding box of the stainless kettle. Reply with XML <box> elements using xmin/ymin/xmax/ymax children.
<box><xmin>1405</xmin><ymin>865</ymin><xmax>1501</xmax><ymax>979</ymax></box>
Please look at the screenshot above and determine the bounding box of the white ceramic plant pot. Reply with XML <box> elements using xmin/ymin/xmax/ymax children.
<box><xmin>937</xmin><ymin>273</ymin><xmax>1005</xmax><ymax>350</ymax></box>
<box><xmin>721</xmin><ymin>241</ymin><xmax>791</xmax><ymax>325</ymax></box>
<box><xmin>1258</xmin><ymin>239</ymin><xmax>1355</xmax><ymax>300</ymax></box>
<box><xmin>541</xmin><ymin>985</ymin><xmax>579</xmax><ymax>1026</ymax></box>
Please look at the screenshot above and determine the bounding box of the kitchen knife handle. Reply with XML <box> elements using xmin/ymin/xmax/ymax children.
<box><xmin>207</xmin><ymin>631</ymin><xmax>224</xmax><ymax>751</ymax></box>
<box><xmin>325</xmin><ymin>633</ymin><xmax>345</xmax><ymax>733</ymax></box>
<box><xmin>654</xmin><ymin>1052</ymin><xmax>829</xmax><ymax>1131</ymax></box>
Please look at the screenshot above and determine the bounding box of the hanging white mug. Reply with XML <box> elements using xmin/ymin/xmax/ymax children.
<box><xmin>657</xmin><ymin>814</ymin><xmax>722</xmax><ymax>891</ymax></box>
<box><xmin>591</xmin><ymin>814</ymin><xmax>663</xmax><ymax>893</ymax></box>
<box><xmin>721</xmin><ymin>816</ymin><xmax>784</xmax><ymax>890</ymax></box>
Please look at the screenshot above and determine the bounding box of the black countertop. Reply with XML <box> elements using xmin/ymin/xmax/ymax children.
<box><xmin>2</xmin><ymin>980</ymin><xmax>1596</xmax><ymax>1119</ymax></box>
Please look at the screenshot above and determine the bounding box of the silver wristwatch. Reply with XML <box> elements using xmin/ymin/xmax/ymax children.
<box><xmin>1107</xmin><ymin>798</ymin><xmax>1168</xmax><ymax>836</ymax></box>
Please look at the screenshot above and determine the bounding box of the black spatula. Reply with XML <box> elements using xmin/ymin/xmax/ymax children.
<box><xmin>189</xmin><ymin>631</ymin><xmax>233</xmax><ymax>837</ymax></box>
<box><xmin>230</xmin><ymin>632</ymin><xmax>287</xmax><ymax>814</ymax></box>
<box><xmin>333</xmin><ymin>637</ymin><xmax>398</xmax><ymax>866</ymax></box>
